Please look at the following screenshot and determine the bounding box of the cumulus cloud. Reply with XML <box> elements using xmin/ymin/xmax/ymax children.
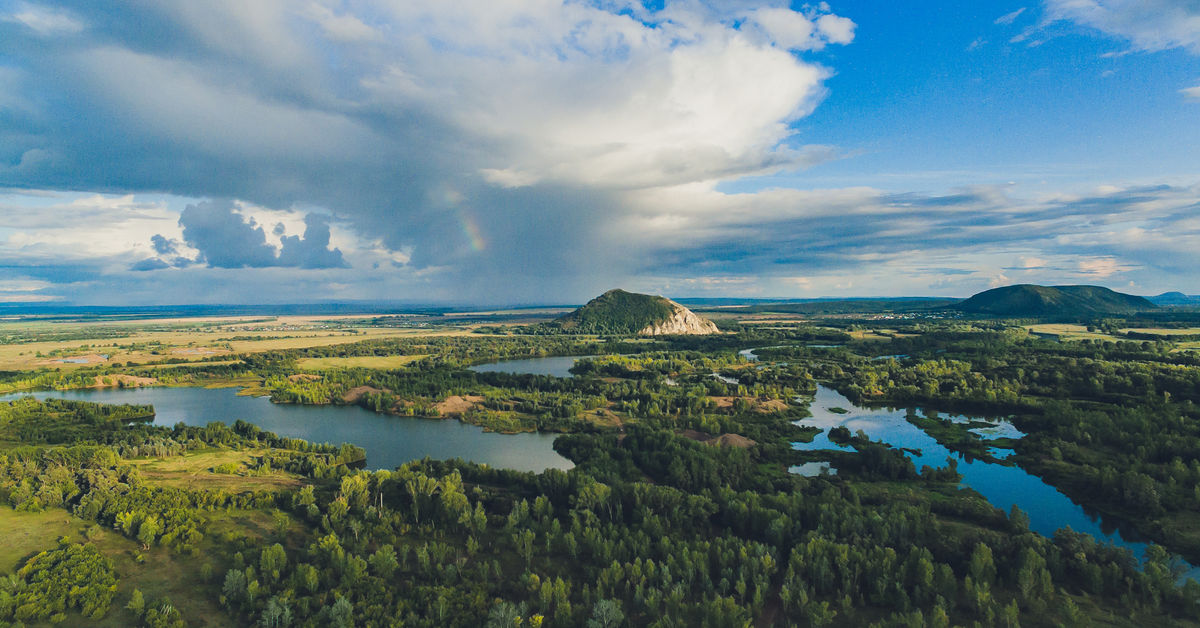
<box><xmin>178</xmin><ymin>200</ymin><xmax>280</xmax><ymax>268</ymax></box>
<box><xmin>1183</xmin><ymin>85</ymin><xmax>1200</xmax><ymax>100</ymax></box>
<box><xmin>177</xmin><ymin>200</ymin><xmax>345</xmax><ymax>269</ymax></box>
<box><xmin>0</xmin><ymin>0</ymin><xmax>857</xmax><ymax>302</ymax></box>
<box><xmin>277</xmin><ymin>214</ymin><xmax>348</xmax><ymax>269</ymax></box>
<box><xmin>1043</xmin><ymin>0</ymin><xmax>1200</xmax><ymax>54</ymax></box>
<box><xmin>150</xmin><ymin>234</ymin><xmax>178</xmax><ymax>255</ymax></box>
<box><xmin>4</xmin><ymin>1</ymin><xmax>1196</xmax><ymax>304</ymax></box>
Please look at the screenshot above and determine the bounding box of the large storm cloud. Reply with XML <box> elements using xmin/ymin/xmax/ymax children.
<box><xmin>0</xmin><ymin>1</ymin><xmax>856</xmax><ymax>301</ymax></box>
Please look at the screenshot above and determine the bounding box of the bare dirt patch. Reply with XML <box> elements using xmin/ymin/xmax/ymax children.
<box><xmin>708</xmin><ymin>433</ymin><xmax>756</xmax><ymax>448</ymax></box>
<box><xmin>710</xmin><ymin>396</ymin><xmax>736</xmax><ymax>409</ymax></box>
<box><xmin>757</xmin><ymin>399</ymin><xmax>788</xmax><ymax>412</ymax></box>
<box><xmin>707</xmin><ymin>396</ymin><xmax>789</xmax><ymax>413</ymax></box>
<box><xmin>93</xmin><ymin>374</ymin><xmax>157</xmax><ymax>388</ymax></box>
<box><xmin>342</xmin><ymin>385</ymin><xmax>386</xmax><ymax>403</ymax></box>
<box><xmin>288</xmin><ymin>373</ymin><xmax>323</xmax><ymax>382</ymax></box>
<box><xmin>679</xmin><ymin>429</ymin><xmax>757</xmax><ymax>448</ymax></box>
<box><xmin>585</xmin><ymin>408</ymin><xmax>625</xmax><ymax>430</ymax></box>
<box><xmin>436</xmin><ymin>395</ymin><xmax>484</xmax><ymax>415</ymax></box>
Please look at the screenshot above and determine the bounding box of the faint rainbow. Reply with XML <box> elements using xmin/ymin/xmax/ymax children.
<box><xmin>459</xmin><ymin>212</ymin><xmax>486</xmax><ymax>252</ymax></box>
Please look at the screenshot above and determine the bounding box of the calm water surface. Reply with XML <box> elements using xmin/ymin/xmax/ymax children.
<box><xmin>1</xmin><ymin>387</ymin><xmax>572</xmax><ymax>473</ymax></box>
<box><xmin>795</xmin><ymin>384</ymin><xmax>1198</xmax><ymax>578</ymax></box>
<box><xmin>469</xmin><ymin>355</ymin><xmax>594</xmax><ymax>378</ymax></box>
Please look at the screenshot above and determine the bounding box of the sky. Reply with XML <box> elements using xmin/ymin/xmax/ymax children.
<box><xmin>0</xmin><ymin>0</ymin><xmax>1197</xmax><ymax>306</ymax></box>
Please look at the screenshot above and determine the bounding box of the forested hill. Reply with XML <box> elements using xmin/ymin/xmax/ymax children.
<box><xmin>951</xmin><ymin>284</ymin><xmax>1156</xmax><ymax>316</ymax></box>
<box><xmin>550</xmin><ymin>289</ymin><xmax>719</xmax><ymax>335</ymax></box>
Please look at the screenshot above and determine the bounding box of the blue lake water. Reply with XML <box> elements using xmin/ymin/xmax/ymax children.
<box><xmin>0</xmin><ymin>387</ymin><xmax>572</xmax><ymax>473</ymax></box>
<box><xmin>794</xmin><ymin>384</ymin><xmax>1198</xmax><ymax>579</ymax></box>
<box><xmin>469</xmin><ymin>355</ymin><xmax>594</xmax><ymax>378</ymax></box>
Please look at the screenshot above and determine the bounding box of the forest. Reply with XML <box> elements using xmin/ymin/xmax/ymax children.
<box><xmin>0</xmin><ymin>317</ymin><xmax>1199</xmax><ymax>626</ymax></box>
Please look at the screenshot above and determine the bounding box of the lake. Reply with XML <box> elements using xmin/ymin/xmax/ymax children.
<box><xmin>469</xmin><ymin>355</ymin><xmax>594</xmax><ymax>378</ymax></box>
<box><xmin>0</xmin><ymin>387</ymin><xmax>573</xmax><ymax>473</ymax></box>
<box><xmin>795</xmin><ymin>384</ymin><xmax>1198</xmax><ymax>578</ymax></box>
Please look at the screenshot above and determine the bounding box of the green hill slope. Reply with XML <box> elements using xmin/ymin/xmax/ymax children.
<box><xmin>952</xmin><ymin>284</ymin><xmax>1156</xmax><ymax>316</ymax></box>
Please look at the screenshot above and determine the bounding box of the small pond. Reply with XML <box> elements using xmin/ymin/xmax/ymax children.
<box><xmin>469</xmin><ymin>355</ymin><xmax>595</xmax><ymax>378</ymax></box>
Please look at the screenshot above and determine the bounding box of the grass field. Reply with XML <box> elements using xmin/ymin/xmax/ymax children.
<box><xmin>296</xmin><ymin>354</ymin><xmax>427</xmax><ymax>370</ymax></box>
<box><xmin>848</xmin><ymin>329</ymin><xmax>895</xmax><ymax>341</ymax></box>
<box><xmin>127</xmin><ymin>449</ymin><xmax>305</xmax><ymax>491</ymax></box>
<box><xmin>0</xmin><ymin>503</ymin><xmax>305</xmax><ymax>627</ymax></box>
<box><xmin>0</xmin><ymin>315</ymin><xmax>477</xmax><ymax>371</ymax></box>
<box><xmin>0</xmin><ymin>509</ymin><xmax>90</xmax><ymax>573</ymax></box>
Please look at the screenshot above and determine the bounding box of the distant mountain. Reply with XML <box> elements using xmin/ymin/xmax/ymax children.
<box><xmin>1148</xmin><ymin>291</ymin><xmax>1200</xmax><ymax>306</ymax></box>
<box><xmin>553</xmin><ymin>289</ymin><xmax>719</xmax><ymax>335</ymax></box>
<box><xmin>689</xmin><ymin>297</ymin><xmax>958</xmax><ymax>315</ymax></box>
<box><xmin>952</xmin><ymin>285</ymin><xmax>1156</xmax><ymax>316</ymax></box>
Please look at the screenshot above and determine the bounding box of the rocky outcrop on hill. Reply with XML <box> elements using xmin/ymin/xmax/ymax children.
<box><xmin>551</xmin><ymin>289</ymin><xmax>720</xmax><ymax>335</ymax></box>
<box><xmin>638</xmin><ymin>301</ymin><xmax>720</xmax><ymax>335</ymax></box>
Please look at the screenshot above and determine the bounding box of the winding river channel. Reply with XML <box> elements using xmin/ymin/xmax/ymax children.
<box><xmin>739</xmin><ymin>347</ymin><xmax>1197</xmax><ymax>577</ymax></box>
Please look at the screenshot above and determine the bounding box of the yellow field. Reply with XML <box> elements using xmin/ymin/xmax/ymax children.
<box><xmin>127</xmin><ymin>449</ymin><xmax>305</xmax><ymax>491</ymax></box>
<box><xmin>848</xmin><ymin>329</ymin><xmax>894</xmax><ymax>341</ymax></box>
<box><xmin>1024</xmin><ymin>324</ymin><xmax>1120</xmax><ymax>341</ymax></box>
<box><xmin>0</xmin><ymin>314</ymin><xmax>479</xmax><ymax>371</ymax></box>
<box><xmin>1121</xmin><ymin>327</ymin><xmax>1200</xmax><ymax>336</ymax></box>
<box><xmin>297</xmin><ymin>354</ymin><xmax>427</xmax><ymax>369</ymax></box>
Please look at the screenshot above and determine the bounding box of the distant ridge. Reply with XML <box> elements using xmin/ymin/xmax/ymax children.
<box><xmin>951</xmin><ymin>285</ymin><xmax>1156</xmax><ymax>316</ymax></box>
<box><xmin>1148</xmin><ymin>291</ymin><xmax>1200</xmax><ymax>306</ymax></box>
<box><xmin>552</xmin><ymin>289</ymin><xmax>719</xmax><ymax>335</ymax></box>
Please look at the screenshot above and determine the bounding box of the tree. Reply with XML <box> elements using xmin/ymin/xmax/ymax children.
<box><xmin>126</xmin><ymin>589</ymin><xmax>145</xmax><ymax>617</ymax></box>
<box><xmin>260</xmin><ymin>544</ymin><xmax>287</xmax><ymax>582</ymax></box>
<box><xmin>486</xmin><ymin>601</ymin><xmax>525</xmax><ymax>627</ymax></box>
<box><xmin>369</xmin><ymin>545</ymin><xmax>398</xmax><ymax>579</ymax></box>
<box><xmin>587</xmin><ymin>599</ymin><xmax>624</xmax><ymax>628</ymax></box>
<box><xmin>328</xmin><ymin>595</ymin><xmax>353</xmax><ymax>628</ymax></box>
<box><xmin>260</xmin><ymin>596</ymin><xmax>293</xmax><ymax>628</ymax></box>
<box><xmin>137</xmin><ymin>515</ymin><xmax>160</xmax><ymax>548</ymax></box>
<box><xmin>222</xmin><ymin>569</ymin><xmax>247</xmax><ymax>606</ymax></box>
<box><xmin>513</xmin><ymin>529</ymin><xmax>536</xmax><ymax>571</ymax></box>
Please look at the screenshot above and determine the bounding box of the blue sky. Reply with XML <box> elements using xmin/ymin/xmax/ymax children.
<box><xmin>0</xmin><ymin>0</ymin><xmax>1197</xmax><ymax>305</ymax></box>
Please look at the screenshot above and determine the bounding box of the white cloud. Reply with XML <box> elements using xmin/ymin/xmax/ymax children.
<box><xmin>301</xmin><ymin>2</ymin><xmax>379</xmax><ymax>42</ymax></box>
<box><xmin>3</xmin><ymin>2</ymin><xmax>82</xmax><ymax>35</ymax></box>
<box><xmin>995</xmin><ymin>7</ymin><xmax>1027</xmax><ymax>25</ymax></box>
<box><xmin>0</xmin><ymin>194</ymin><xmax>180</xmax><ymax>264</ymax></box>
<box><xmin>1044</xmin><ymin>0</ymin><xmax>1200</xmax><ymax>54</ymax></box>
<box><xmin>0</xmin><ymin>279</ymin><xmax>52</xmax><ymax>292</ymax></box>
<box><xmin>1183</xmin><ymin>85</ymin><xmax>1200</xmax><ymax>100</ymax></box>
<box><xmin>1077</xmin><ymin>256</ymin><xmax>1135</xmax><ymax>277</ymax></box>
<box><xmin>350</xmin><ymin>2</ymin><xmax>850</xmax><ymax>188</ymax></box>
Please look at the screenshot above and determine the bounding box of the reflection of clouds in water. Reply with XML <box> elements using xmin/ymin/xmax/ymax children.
<box><xmin>971</xmin><ymin>422</ymin><xmax>1026</xmax><ymax>440</ymax></box>
<box><xmin>843</xmin><ymin>417</ymin><xmax>887</xmax><ymax>432</ymax></box>
<box><xmin>789</xmin><ymin>386</ymin><xmax>1200</xmax><ymax>577</ymax></box>
<box><xmin>789</xmin><ymin>462</ymin><xmax>835</xmax><ymax>477</ymax></box>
